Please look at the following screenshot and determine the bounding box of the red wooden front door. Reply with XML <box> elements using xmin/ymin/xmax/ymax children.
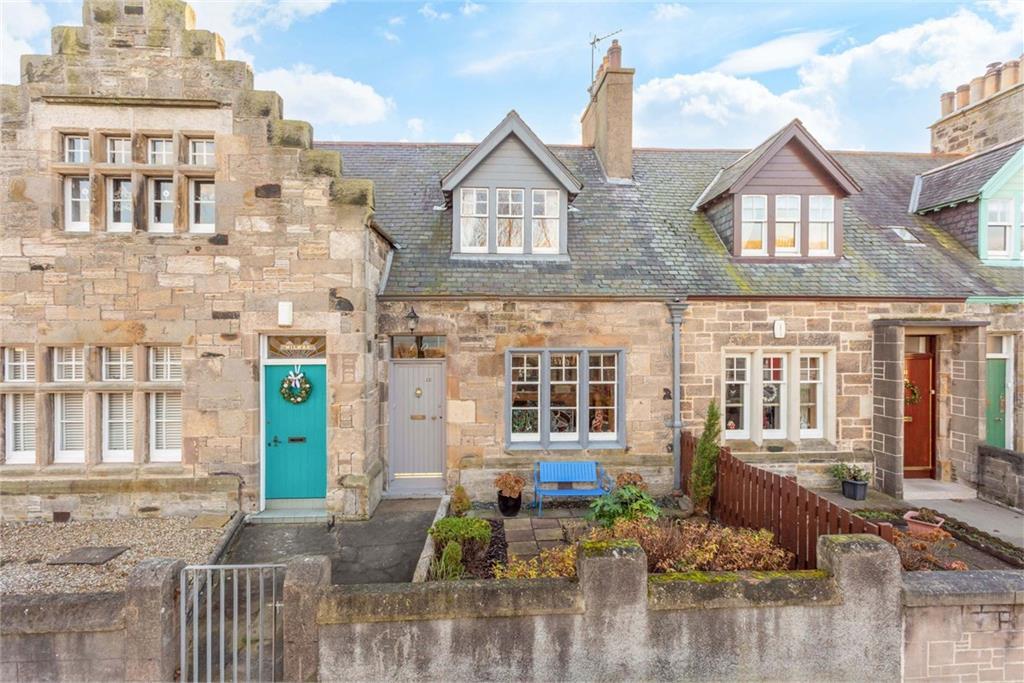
<box><xmin>903</xmin><ymin>353</ymin><xmax>935</xmax><ymax>478</ymax></box>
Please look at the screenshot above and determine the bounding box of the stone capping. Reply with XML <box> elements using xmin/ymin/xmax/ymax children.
<box><xmin>979</xmin><ymin>443</ymin><xmax>1024</xmax><ymax>472</ymax></box>
<box><xmin>0</xmin><ymin>591</ymin><xmax>127</xmax><ymax>634</ymax></box>
<box><xmin>902</xmin><ymin>570</ymin><xmax>1024</xmax><ymax>607</ymax></box>
<box><xmin>0</xmin><ymin>474</ymin><xmax>239</xmax><ymax>495</ymax></box>
<box><xmin>317</xmin><ymin>578</ymin><xmax>585</xmax><ymax>624</ymax></box>
<box><xmin>870</xmin><ymin>318</ymin><xmax>990</xmax><ymax>328</ymax></box>
<box><xmin>647</xmin><ymin>570</ymin><xmax>839</xmax><ymax>611</ymax></box>
<box><xmin>39</xmin><ymin>95</ymin><xmax>224</xmax><ymax>108</ymax></box>
<box><xmin>411</xmin><ymin>494</ymin><xmax>450</xmax><ymax>583</ymax></box>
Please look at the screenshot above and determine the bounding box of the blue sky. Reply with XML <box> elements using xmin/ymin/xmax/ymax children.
<box><xmin>3</xmin><ymin>1</ymin><xmax>1022</xmax><ymax>150</ymax></box>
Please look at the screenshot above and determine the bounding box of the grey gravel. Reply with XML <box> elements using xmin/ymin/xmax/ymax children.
<box><xmin>1</xmin><ymin>516</ymin><xmax>225</xmax><ymax>594</ymax></box>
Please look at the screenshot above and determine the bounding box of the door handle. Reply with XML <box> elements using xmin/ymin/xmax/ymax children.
<box><xmin>904</xmin><ymin>416</ymin><xmax>913</xmax><ymax>422</ymax></box>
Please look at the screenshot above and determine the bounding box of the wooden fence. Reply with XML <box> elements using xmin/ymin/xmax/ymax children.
<box><xmin>680</xmin><ymin>432</ymin><xmax>894</xmax><ymax>570</ymax></box>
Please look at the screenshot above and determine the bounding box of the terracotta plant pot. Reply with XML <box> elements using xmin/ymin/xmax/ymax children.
<box><xmin>497</xmin><ymin>493</ymin><xmax>522</xmax><ymax>517</ymax></box>
<box><xmin>841</xmin><ymin>479</ymin><xmax>868</xmax><ymax>501</ymax></box>
<box><xmin>903</xmin><ymin>510</ymin><xmax>945</xmax><ymax>535</ymax></box>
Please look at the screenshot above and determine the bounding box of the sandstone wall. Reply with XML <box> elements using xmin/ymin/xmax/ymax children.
<box><xmin>931</xmin><ymin>84</ymin><xmax>1024</xmax><ymax>154</ymax></box>
<box><xmin>0</xmin><ymin>0</ymin><xmax>384</xmax><ymax>519</ymax></box>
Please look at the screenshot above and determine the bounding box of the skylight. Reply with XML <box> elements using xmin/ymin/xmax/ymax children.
<box><xmin>889</xmin><ymin>226</ymin><xmax>922</xmax><ymax>245</ymax></box>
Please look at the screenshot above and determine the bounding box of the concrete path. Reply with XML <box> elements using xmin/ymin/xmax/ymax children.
<box><xmin>903</xmin><ymin>497</ymin><xmax>1024</xmax><ymax>548</ymax></box>
<box><xmin>223</xmin><ymin>498</ymin><xmax>440</xmax><ymax>584</ymax></box>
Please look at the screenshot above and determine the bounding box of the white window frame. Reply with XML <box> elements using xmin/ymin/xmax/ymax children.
<box><xmin>189</xmin><ymin>179</ymin><xmax>216</xmax><ymax>233</ymax></box>
<box><xmin>774</xmin><ymin>194</ymin><xmax>801</xmax><ymax>255</ymax></box>
<box><xmin>4</xmin><ymin>348</ymin><xmax>36</xmax><ymax>382</ymax></box>
<box><xmin>459</xmin><ymin>187</ymin><xmax>488</xmax><ymax>253</ymax></box>
<box><xmin>548</xmin><ymin>353</ymin><xmax>580</xmax><ymax>442</ymax></box>
<box><xmin>106</xmin><ymin>177</ymin><xmax>133</xmax><ymax>232</ymax></box>
<box><xmin>740</xmin><ymin>195</ymin><xmax>768</xmax><ymax>256</ymax></box>
<box><xmin>808</xmin><ymin>195</ymin><xmax>835</xmax><ymax>256</ymax></box>
<box><xmin>189</xmin><ymin>139</ymin><xmax>215</xmax><ymax>166</ymax></box>
<box><xmin>496</xmin><ymin>188</ymin><xmax>524</xmax><ymax>253</ymax></box>
<box><xmin>986</xmin><ymin>198</ymin><xmax>1013</xmax><ymax>259</ymax></box>
<box><xmin>724</xmin><ymin>355</ymin><xmax>750</xmax><ymax>439</ymax></box>
<box><xmin>149</xmin><ymin>177</ymin><xmax>174</xmax><ymax>233</ymax></box>
<box><xmin>64</xmin><ymin>135</ymin><xmax>90</xmax><ymax>164</ymax></box>
<box><xmin>4</xmin><ymin>393</ymin><xmax>36</xmax><ymax>464</ymax></box>
<box><xmin>64</xmin><ymin>176</ymin><xmax>91</xmax><ymax>232</ymax></box>
<box><xmin>799</xmin><ymin>354</ymin><xmax>824</xmax><ymax>439</ymax></box>
<box><xmin>761</xmin><ymin>355</ymin><xmax>787</xmax><ymax>440</ymax></box>
<box><xmin>509</xmin><ymin>352</ymin><xmax>541</xmax><ymax>443</ymax></box>
<box><xmin>102</xmin><ymin>347</ymin><xmax>134</xmax><ymax>381</ymax></box>
<box><xmin>148</xmin><ymin>138</ymin><xmax>173</xmax><ymax>165</ymax></box>
<box><xmin>106</xmin><ymin>137</ymin><xmax>131</xmax><ymax>164</ymax></box>
<box><xmin>102</xmin><ymin>392</ymin><xmax>134</xmax><ymax>463</ymax></box>
<box><xmin>149</xmin><ymin>391</ymin><xmax>182</xmax><ymax>462</ymax></box>
<box><xmin>53</xmin><ymin>393</ymin><xmax>85</xmax><ymax>463</ymax></box>
<box><xmin>531</xmin><ymin>189</ymin><xmax>560</xmax><ymax>254</ymax></box>
<box><xmin>53</xmin><ymin>347</ymin><xmax>84</xmax><ymax>382</ymax></box>
<box><xmin>149</xmin><ymin>346</ymin><xmax>183</xmax><ymax>381</ymax></box>
<box><xmin>587</xmin><ymin>352</ymin><xmax>618</xmax><ymax>441</ymax></box>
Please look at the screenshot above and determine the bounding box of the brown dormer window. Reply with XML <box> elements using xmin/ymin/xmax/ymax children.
<box><xmin>809</xmin><ymin>195</ymin><xmax>835</xmax><ymax>255</ymax></box>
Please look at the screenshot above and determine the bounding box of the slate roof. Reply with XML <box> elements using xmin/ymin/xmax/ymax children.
<box><xmin>320</xmin><ymin>141</ymin><xmax>1024</xmax><ymax>300</ymax></box>
<box><xmin>911</xmin><ymin>138</ymin><xmax>1023</xmax><ymax>213</ymax></box>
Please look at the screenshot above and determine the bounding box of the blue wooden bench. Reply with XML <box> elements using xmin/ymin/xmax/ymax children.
<box><xmin>532</xmin><ymin>461</ymin><xmax>612</xmax><ymax>516</ymax></box>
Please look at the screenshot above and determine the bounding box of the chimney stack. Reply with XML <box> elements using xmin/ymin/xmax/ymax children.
<box><xmin>931</xmin><ymin>55</ymin><xmax>1024</xmax><ymax>154</ymax></box>
<box><xmin>581</xmin><ymin>39</ymin><xmax>635</xmax><ymax>181</ymax></box>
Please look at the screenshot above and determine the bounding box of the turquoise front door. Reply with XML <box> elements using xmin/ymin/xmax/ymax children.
<box><xmin>264</xmin><ymin>364</ymin><xmax>327</xmax><ymax>499</ymax></box>
<box><xmin>986</xmin><ymin>358</ymin><xmax>1008</xmax><ymax>449</ymax></box>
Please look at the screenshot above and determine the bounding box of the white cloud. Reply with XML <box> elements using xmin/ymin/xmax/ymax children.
<box><xmin>255</xmin><ymin>65</ymin><xmax>394</xmax><ymax>136</ymax></box>
<box><xmin>407</xmin><ymin>117</ymin><xmax>426</xmax><ymax>136</ymax></box>
<box><xmin>652</xmin><ymin>4</ymin><xmax>690</xmax><ymax>22</ymax></box>
<box><xmin>379</xmin><ymin>29</ymin><xmax>400</xmax><ymax>44</ymax></box>
<box><xmin>1</xmin><ymin>0</ymin><xmax>51</xmax><ymax>84</ymax></box>
<box><xmin>190</xmin><ymin>0</ymin><xmax>339</xmax><ymax>64</ymax></box>
<box><xmin>458</xmin><ymin>44</ymin><xmax>564</xmax><ymax>76</ymax></box>
<box><xmin>714</xmin><ymin>30</ymin><xmax>841</xmax><ymax>75</ymax></box>
<box><xmin>461</xmin><ymin>2</ymin><xmax>485</xmax><ymax>17</ymax></box>
<box><xmin>418</xmin><ymin>4</ymin><xmax>452</xmax><ymax>21</ymax></box>
<box><xmin>452</xmin><ymin>130</ymin><xmax>475</xmax><ymax>143</ymax></box>
<box><xmin>388</xmin><ymin>16</ymin><xmax>405</xmax><ymax>26</ymax></box>
<box><xmin>635</xmin><ymin>5</ymin><xmax>1024</xmax><ymax>149</ymax></box>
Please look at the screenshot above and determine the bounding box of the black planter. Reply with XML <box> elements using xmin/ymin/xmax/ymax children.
<box><xmin>497</xmin><ymin>493</ymin><xmax>522</xmax><ymax>517</ymax></box>
<box><xmin>841</xmin><ymin>479</ymin><xmax>868</xmax><ymax>501</ymax></box>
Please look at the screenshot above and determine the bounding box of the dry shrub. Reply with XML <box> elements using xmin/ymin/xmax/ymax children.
<box><xmin>587</xmin><ymin>518</ymin><xmax>792</xmax><ymax>573</ymax></box>
<box><xmin>450</xmin><ymin>485</ymin><xmax>471</xmax><ymax>517</ymax></box>
<box><xmin>493</xmin><ymin>545</ymin><xmax>578</xmax><ymax>579</ymax></box>
<box><xmin>615</xmin><ymin>471</ymin><xmax>648</xmax><ymax>491</ymax></box>
<box><xmin>894</xmin><ymin>529</ymin><xmax>968</xmax><ymax>571</ymax></box>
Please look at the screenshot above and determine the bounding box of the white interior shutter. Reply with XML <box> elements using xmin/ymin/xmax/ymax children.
<box><xmin>12</xmin><ymin>394</ymin><xmax>36</xmax><ymax>453</ymax></box>
<box><xmin>58</xmin><ymin>394</ymin><xmax>85</xmax><ymax>453</ymax></box>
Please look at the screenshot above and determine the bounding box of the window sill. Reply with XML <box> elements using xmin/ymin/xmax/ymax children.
<box><xmin>981</xmin><ymin>257</ymin><xmax>1023</xmax><ymax>268</ymax></box>
<box><xmin>732</xmin><ymin>255</ymin><xmax>842</xmax><ymax>264</ymax></box>
<box><xmin>452</xmin><ymin>253</ymin><xmax>570</xmax><ymax>263</ymax></box>
<box><xmin>505</xmin><ymin>439</ymin><xmax>627</xmax><ymax>452</ymax></box>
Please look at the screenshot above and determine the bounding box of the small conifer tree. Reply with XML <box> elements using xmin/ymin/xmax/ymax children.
<box><xmin>689</xmin><ymin>400</ymin><xmax>722</xmax><ymax>515</ymax></box>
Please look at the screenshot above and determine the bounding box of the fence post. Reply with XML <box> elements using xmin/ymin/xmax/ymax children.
<box><xmin>124</xmin><ymin>558</ymin><xmax>184</xmax><ymax>682</ymax></box>
<box><xmin>284</xmin><ymin>555</ymin><xmax>331</xmax><ymax>683</ymax></box>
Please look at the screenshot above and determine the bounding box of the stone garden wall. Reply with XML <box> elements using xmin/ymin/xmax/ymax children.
<box><xmin>977</xmin><ymin>444</ymin><xmax>1024</xmax><ymax>511</ymax></box>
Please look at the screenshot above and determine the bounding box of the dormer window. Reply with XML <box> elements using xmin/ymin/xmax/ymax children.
<box><xmin>532</xmin><ymin>190</ymin><xmax>560</xmax><ymax>253</ymax></box>
<box><xmin>460</xmin><ymin>188</ymin><xmax>488</xmax><ymax>252</ymax></box>
<box><xmin>809</xmin><ymin>195</ymin><xmax>835</xmax><ymax>255</ymax></box>
<box><xmin>740</xmin><ymin>195</ymin><xmax>767</xmax><ymax>255</ymax></box>
<box><xmin>986</xmin><ymin>198</ymin><xmax>1013</xmax><ymax>258</ymax></box>
<box><xmin>496</xmin><ymin>189</ymin><xmax>524</xmax><ymax>253</ymax></box>
<box><xmin>774</xmin><ymin>195</ymin><xmax>800</xmax><ymax>254</ymax></box>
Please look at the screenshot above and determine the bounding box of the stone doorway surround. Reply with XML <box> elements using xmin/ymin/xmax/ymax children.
<box><xmin>871</xmin><ymin>319</ymin><xmax>987</xmax><ymax>499</ymax></box>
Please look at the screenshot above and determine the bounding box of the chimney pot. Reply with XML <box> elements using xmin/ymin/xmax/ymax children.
<box><xmin>955</xmin><ymin>83</ymin><xmax>970</xmax><ymax>109</ymax></box>
<box><xmin>1001</xmin><ymin>59</ymin><xmax>1020</xmax><ymax>88</ymax></box>
<box><xmin>969</xmin><ymin>76</ymin><xmax>985</xmax><ymax>104</ymax></box>
<box><xmin>939</xmin><ymin>91</ymin><xmax>955</xmax><ymax>117</ymax></box>
<box><xmin>608</xmin><ymin>39</ymin><xmax>622</xmax><ymax>69</ymax></box>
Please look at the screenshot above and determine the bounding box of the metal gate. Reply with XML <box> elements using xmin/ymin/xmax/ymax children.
<box><xmin>179</xmin><ymin>564</ymin><xmax>285</xmax><ymax>682</ymax></box>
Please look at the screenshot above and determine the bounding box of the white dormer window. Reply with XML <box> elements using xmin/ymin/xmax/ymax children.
<box><xmin>532</xmin><ymin>189</ymin><xmax>560</xmax><ymax>254</ymax></box>
<box><xmin>460</xmin><ymin>188</ymin><xmax>488</xmax><ymax>252</ymax></box>
<box><xmin>986</xmin><ymin>198</ymin><xmax>1013</xmax><ymax>259</ymax></box>
<box><xmin>808</xmin><ymin>195</ymin><xmax>835</xmax><ymax>255</ymax></box>
<box><xmin>774</xmin><ymin>195</ymin><xmax>800</xmax><ymax>255</ymax></box>
<box><xmin>148</xmin><ymin>138</ymin><xmax>173</xmax><ymax>165</ymax></box>
<box><xmin>740</xmin><ymin>195</ymin><xmax>767</xmax><ymax>255</ymax></box>
<box><xmin>496</xmin><ymin>189</ymin><xmax>524</xmax><ymax>253</ymax></box>
<box><xmin>64</xmin><ymin>135</ymin><xmax>90</xmax><ymax>164</ymax></box>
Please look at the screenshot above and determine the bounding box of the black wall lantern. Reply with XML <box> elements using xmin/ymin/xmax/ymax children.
<box><xmin>405</xmin><ymin>306</ymin><xmax>420</xmax><ymax>333</ymax></box>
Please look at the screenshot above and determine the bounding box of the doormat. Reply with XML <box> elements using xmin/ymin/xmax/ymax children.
<box><xmin>48</xmin><ymin>546</ymin><xmax>129</xmax><ymax>565</ymax></box>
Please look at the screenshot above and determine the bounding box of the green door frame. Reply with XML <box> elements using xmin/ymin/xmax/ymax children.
<box><xmin>985</xmin><ymin>333</ymin><xmax>1015</xmax><ymax>450</ymax></box>
<box><xmin>260</xmin><ymin>336</ymin><xmax>328</xmax><ymax>510</ymax></box>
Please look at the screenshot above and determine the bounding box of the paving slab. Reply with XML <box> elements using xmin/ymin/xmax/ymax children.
<box><xmin>533</xmin><ymin>528</ymin><xmax>565</xmax><ymax>542</ymax></box>
<box><xmin>223</xmin><ymin>498</ymin><xmax>439</xmax><ymax>584</ymax></box>
<box><xmin>507</xmin><ymin>541</ymin><xmax>539</xmax><ymax>557</ymax></box>
<box><xmin>504</xmin><ymin>529</ymin><xmax>536</xmax><ymax>542</ymax></box>
<box><xmin>190</xmin><ymin>513</ymin><xmax>232</xmax><ymax>529</ymax></box>
<box><xmin>48</xmin><ymin>546</ymin><xmax>128</xmax><ymax>565</ymax></box>
<box><xmin>531</xmin><ymin>518</ymin><xmax>562</xmax><ymax>529</ymax></box>
<box><xmin>537</xmin><ymin>540</ymin><xmax>565</xmax><ymax>550</ymax></box>
<box><xmin>503</xmin><ymin>518</ymin><xmax>534</xmax><ymax>530</ymax></box>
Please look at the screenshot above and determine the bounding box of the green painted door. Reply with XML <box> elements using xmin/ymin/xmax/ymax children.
<box><xmin>265</xmin><ymin>364</ymin><xmax>327</xmax><ymax>499</ymax></box>
<box><xmin>986</xmin><ymin>358</ymin><xmax>1007</xmax><ymax>449</ymax></box>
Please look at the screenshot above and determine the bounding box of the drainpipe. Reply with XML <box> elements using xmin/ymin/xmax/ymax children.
<box><xmin>666</xmin><ymin>298</ymin><xmax>689</xmax><ymax>493</ymax></box>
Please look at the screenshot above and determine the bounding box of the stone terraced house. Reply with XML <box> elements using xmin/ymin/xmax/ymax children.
<box><xmin>1</xmin><ymin>0</ymin><xmax>1021</xmax><ymax>521</ymax></box>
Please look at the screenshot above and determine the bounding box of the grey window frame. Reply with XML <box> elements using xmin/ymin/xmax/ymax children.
<box><xmin>504</xmin><ymin>348</ymin><xmax>626</xmax><ymax>451</ymax></box>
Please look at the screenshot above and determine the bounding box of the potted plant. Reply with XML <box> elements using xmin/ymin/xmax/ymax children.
<box><xmin>494</xmin><ymin>472</ymin><xmax>526</xmax><ymax>517</ymax></box>
<box><xmin>904</xmin><ymin>508</ymin><xmax>945</xmax><ymax>535</ymax></box>
<box><xmin>828</xmin><ymin>463</ymin><xmax>870</xmax><ymax>501</ymax></box>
